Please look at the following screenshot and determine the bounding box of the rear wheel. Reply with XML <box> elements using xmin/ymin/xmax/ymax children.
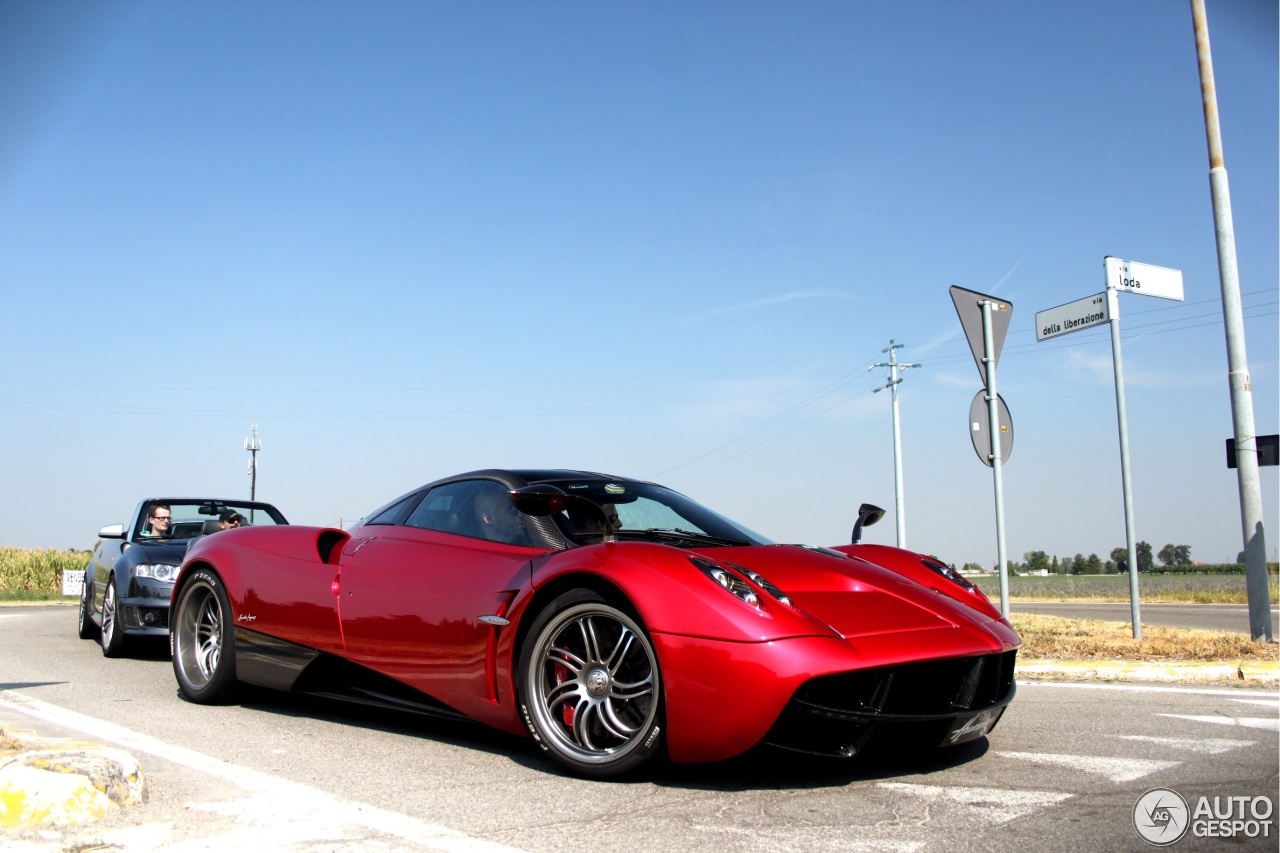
<box><xmin>171</xmin><ymin>568</ymin><xmax>237</xmax><ymax>703</ymax></box>
<box><xmin>77</xmin><ymin>571</ymin><xmax>98</xmax><ymax>640</ymax></box>
<box><xmin>518</xmin><ymin>590</ymin><xmax>664</xmax><ymax>778</ymax></box>
<box><xmin>99</xmin><ymin>578</ymin><xmax>126</xmax><ymax>657</ymax></box>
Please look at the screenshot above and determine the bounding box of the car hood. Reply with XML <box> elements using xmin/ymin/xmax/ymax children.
<box><xmin>128</xmin><ymin>539</ymin><xmax>193</xmax><ymax>565</ymax></box>
<box><xmin>706</xmin><ymin>544</ymin><xmax>1005</xmax><ymax>640</ymax></box>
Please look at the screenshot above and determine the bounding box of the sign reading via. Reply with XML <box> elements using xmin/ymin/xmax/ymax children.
<box><xmin>1104</xmin><ymin>257</ymin><xmax>1185</xmax><ymax>301</ymax></box>
<box><xmin>1035</xmin><ymin>292</ymin><xmax>1109</xmax><ymax>341</ymax></box>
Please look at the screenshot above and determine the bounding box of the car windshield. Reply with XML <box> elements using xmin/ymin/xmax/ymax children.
<box><xmin>534</xmin><ymin>479</ymin><xmax>773</xmax><ymax>547</ymax></box>
<box><xmin>135</xmin><ymin>501</ymin><xmax>286</xmax><ymax>541</ymax></box>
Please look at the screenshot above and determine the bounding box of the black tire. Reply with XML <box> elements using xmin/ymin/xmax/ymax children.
<box><xmin>99</xmin><ymin>577</ymin><xmax>127</xmax><ymax>657</ymax></box>
<box><xmin>171</xmin><ymin>568</ymin><xmax>238</xmax><ymax>703</ymax></box>
<box><xmin>77</xmin><ymin>571</ymin><xmax>98</xmax><ymax>640</ymax></box>
<box><xmin>517</xmin><ymin>589</ymin><xmax>664</xmax><ymax>778</ymax></box>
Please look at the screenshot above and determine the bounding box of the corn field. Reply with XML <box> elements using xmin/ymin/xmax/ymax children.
<box><xmin>0</xmin><ymin>547</ymin><xmax>88</xmax><ymax>600</ymax></box>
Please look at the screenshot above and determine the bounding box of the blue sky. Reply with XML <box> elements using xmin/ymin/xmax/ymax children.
<box><xmin>1</xmin><ymin>1</ymin><xmax>1275</xmax><ymax>569</ymax></box>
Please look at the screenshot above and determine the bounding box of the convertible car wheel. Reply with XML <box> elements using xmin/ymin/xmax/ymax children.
<box><xmin>77</xmin><ymin>574</ymin><xmax>98</xmax><ymax>640</ymax></box>
<box><xmin>171</xmin><ymin>569</ymin><xmax>237</xmax><ymax>704</ymax></box>
<box><xmin>518</xmin><ymin>590</ymin><xmax>664</xmax><ymax>778</ymax></box>
<box><xmin>99</xmin><ymin>578</ymin><xmax>126</xmax><ymax>657</ymax></box>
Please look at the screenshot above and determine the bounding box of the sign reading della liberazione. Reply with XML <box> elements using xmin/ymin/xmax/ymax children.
<box><xmin>1035</xmin><ymin>292</ymin><xmax>1109</xmax><ymax>341</ymax></box>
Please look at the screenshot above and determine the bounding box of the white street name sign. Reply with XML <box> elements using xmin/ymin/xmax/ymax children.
<box><xmin>1035</xmin><ymin>292</ymin><xmax>1109</xmax><ymax>341</ymax></box>
<box><xmin>1104</xmin><ymin>256</ymin><xmax>1184</xmax><ymax>301</ymax></box>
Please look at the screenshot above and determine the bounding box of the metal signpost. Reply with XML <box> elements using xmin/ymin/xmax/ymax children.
<box><xmin>1034</xmin><ymin>258</ymin><xmax>1184</xmax><ymax>640</ymax></box>
<box><xmin>950</xmin><ymin>286</ymin><xmax>1014</xmax><ymax>619</ymax></box>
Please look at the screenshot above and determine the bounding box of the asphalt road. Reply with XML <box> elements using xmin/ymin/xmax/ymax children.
<box><xmin>1</xmin><ymin>604</ymin><xmax>1277</xmax><ymax>852</ymax></box>
<box><xmin>1010</xmin><ymin>601</ymin><xmax>1280</xmax><ymax>634</ymax></box>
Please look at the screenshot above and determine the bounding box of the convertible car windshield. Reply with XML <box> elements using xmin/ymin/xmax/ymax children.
<box><xmin>532</xmin><ymin>477</ymin><xmax>773</xmax><ymax>547</ymax></box>
<box><xmin>135</xmin><ymin>500</ymin><xmax>287</xmax><ymax>541</ymax></box>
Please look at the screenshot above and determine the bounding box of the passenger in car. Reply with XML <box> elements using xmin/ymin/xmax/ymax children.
<box><xmin>218</xmin><ymin>510</ymin><xmax>243</xmax><ymax>530</ymax></box>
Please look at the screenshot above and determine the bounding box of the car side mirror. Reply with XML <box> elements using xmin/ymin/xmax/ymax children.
<box><xmin>850</xmin><ymin>503</ymin><xmax>886</xmax><ymax>545</ymax></box>
<box><xmin>98</xmin><ymin>523</ymin><xmax>126</xmax><ymax>539</ymax></box>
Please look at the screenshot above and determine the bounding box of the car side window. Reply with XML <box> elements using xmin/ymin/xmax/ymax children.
<box><xmin>365</xmin><ymin>492</ymin><xmax>421</xmax><ymax>527</ymax></box>
<box><xmin>405</xmin><ymin>481</ymin><xmax>532</xmax><ymax>547</ymax></box>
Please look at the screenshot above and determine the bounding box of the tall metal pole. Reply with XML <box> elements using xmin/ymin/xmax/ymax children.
<box><xmin>244</xmin><ymin>423</ymin><xmax>261</xmax><ymax>502</ymax></box>
<box><xmin>871</xmin><ymin>340</ymin><xmax>921</xmax><ymax>548</ymax></box>
<box><xmin>1191</xmin><ymin>0</ymin><xmax>1272</xmax><ymax>641</ymax></box>
<box><xmin>981</xmin><ymin>302</ymin><xmax>1010</xmax><ymax>619</ymax></box>
<box><xmin>1106</xmin><ymin>285</ymin><xmax>1142</xmax><ymax>639</ymax></box>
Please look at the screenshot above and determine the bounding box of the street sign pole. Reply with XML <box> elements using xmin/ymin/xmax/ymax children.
<box><xmin>1192</xmin><ymin>0</ymin><xmax>1272</xmax><ymax>641</ymax></box>
<box><xmin>950</xmin><ymin>285</ymin><xmax>1013</xmax><ymax>619</ymax></box>
<box><xmin>1106</xmin><ymin>286</ymin><xmax>1142</xmax><ymax>639</ymax></box>
<box><xmin>982</xmin><ymin>300</ymin><xmax>1010</xmax><ymax>619</ymax></box>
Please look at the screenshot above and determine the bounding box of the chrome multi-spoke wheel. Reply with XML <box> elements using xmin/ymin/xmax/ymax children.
<box><xmin>99</xmin><ymin>578</ymin><xmax>125</xmax><ymax>657</ymax></box>
<box><xmin>519</xmin><ymin>591</ymin><xmax>663</xmax><ymax>778</ymax></box>
<box><xmin>172</xmin><ymin>569</ymin><xmax>237</xmax><ymax>703</ymax></box>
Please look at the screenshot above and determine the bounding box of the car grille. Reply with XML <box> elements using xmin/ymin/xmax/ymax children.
<box><xmin>764</xmin><ymin>650</ymin><xmax>1017</xmax><ymax>758</ymax></box>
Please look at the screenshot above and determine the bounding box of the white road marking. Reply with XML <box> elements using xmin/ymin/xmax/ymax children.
<box><xmin>877</xmin><ymin>783</ymin><xmax>1071</xmax><ymax>825</ymax></box>
<box><xmin>993</xmin><ymin>751</ymin><xmax>1178</xmax><ymax>784</ymax></box>
<box><xmin>1114</xmin><ymin>735</ymin><xmax>1256</xmax><ymax>755</ymax></box>
<box><xmin>1018</xmin><ymin>681</ymin><xmax>1278</xmax><ymax>699</ymax></box>
<box><xmin>1228</xmin><ymin>698</ymin><xmax>1280</xmax><ymax>709</ymax></box>
<box><xmin>0</xmin><ymin>692</ymin><xmax>527</xmax><ymax>853</ymax></box>
<box><xmin>1158</xmin><ymin>714</ymin><xmax>1279</xmax><ymax>732</ymax></box>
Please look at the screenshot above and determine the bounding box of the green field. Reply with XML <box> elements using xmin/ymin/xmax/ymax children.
<box><xmin>971</xmin><ymin>571</ymin><xmax>1279</xmax><ymax>604</ymax></box>
<box><xmin>0</xmin><ymin>547</ymin><xmax>90</xmax><ymax>601</ymax></box>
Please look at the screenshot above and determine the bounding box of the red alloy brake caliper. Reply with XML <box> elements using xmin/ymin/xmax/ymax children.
<box><xmin>554</xmin><ymin>651</ymin><xmax>574</xmax><ymax>727</ymax></box>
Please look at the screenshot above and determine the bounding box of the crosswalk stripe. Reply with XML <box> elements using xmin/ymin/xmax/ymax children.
<box><xmin>993</xmin><ymin>751</ymin><xmax>1179</xmax><ymax>783</ymax></box>
<box><xmin>876</xmin><ymin>783</ymin><xmax>1071</xmax><ymax>825</ymax></box>
<box><xmin>1158</xmin><ymin>714</ymin><xmax>1279</xmax><ymax>732</ymax></box>
<box><xmin>1114</xmin><ymin>735</ymin><xmax>1255</xmax><ymax>754</ymax></box>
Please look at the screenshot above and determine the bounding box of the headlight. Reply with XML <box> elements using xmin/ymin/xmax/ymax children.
<box><xmin>689</xmin><ymin>557</ymin><xmax>794</xmax><ymax>609</ymax></box>
<box><xmin>135</xmin><ymin>563</ymin><xmax>180</xmax><ymax>582</ymax></box>
<box><xmin>726</xmin><ymin>562</ymin><xmax>794</xmax><ymax>608</ymax></box>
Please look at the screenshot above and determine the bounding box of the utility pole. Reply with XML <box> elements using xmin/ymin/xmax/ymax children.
<box><xmin>870</xmin><ymin>340</ymin><xmax>921</xmax><ymax>548</ymax></box>
<box><xmin>1191</xmin><ymin>0</ymin><xmax>1272</xmax><ymax>641</ymax></box>
<box><xmin>244</xmin><ymin>424</ymin><xmax>261</xmax><ymax>502</ymax></box>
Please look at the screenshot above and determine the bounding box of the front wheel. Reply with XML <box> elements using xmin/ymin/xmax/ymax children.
<box><xmin>77</xmin><ymin>571</ymin><xmax>98</xmax><ymax>640</ymax></box>
<box><xmin>517</xmin><ymin>590</ymin><xmax>664</xmax><ymax>778</ymax></box>
<box><xmin>171</xmin><ymin>568</ymin><xmax>238</xmax><ymax>703</ymax></box>
<box><xmin>99</xmin><ymin>578</ymin><xmax>126</xmax><ymax>657</ymax></box>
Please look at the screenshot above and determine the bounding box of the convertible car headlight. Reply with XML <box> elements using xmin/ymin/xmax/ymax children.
<box><xmin>921</xmin><ymin>557</ymin><xmax>976</xmax><ymax>592</ymax></box>
<box><xmin>135</xmin><ymin>563</ymin><xmax>181</xmax><ymax>582</ymax></box>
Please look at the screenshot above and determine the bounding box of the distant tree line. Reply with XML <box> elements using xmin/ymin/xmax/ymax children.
<box><xmin>960</xmin><ymin>541</ymin><xmax>1217</xmax><ymax>575</ymax></box>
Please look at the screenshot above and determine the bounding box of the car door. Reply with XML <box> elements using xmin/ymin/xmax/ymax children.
<box><xmin>337</xmin><ymin>480</ymin><xmax>544</xmax><ymax>719</ymax></box>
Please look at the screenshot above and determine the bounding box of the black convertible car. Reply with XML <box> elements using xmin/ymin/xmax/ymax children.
<box><xmin>77</xmin><ymin>497</ymin><xmax>287</xmax><ymax>656</ymax></box>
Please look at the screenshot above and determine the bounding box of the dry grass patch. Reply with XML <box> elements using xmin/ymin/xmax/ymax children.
<box><xmin>1012</xmin><ymin>613</ymin><xmax>1278</xmax><ymax>662</ymax></box>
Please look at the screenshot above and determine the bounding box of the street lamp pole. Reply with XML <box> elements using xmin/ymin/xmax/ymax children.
<box><xmin>871</xmin><ymin>340</ymin><xmax>921</xmax><ymax>548</ymax></box>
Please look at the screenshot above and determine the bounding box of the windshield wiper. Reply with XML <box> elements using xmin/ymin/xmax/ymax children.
<box><xmin>621</xmin><ymin>528</ymin><xmax>750</xmax><ymax>547</ymax></box>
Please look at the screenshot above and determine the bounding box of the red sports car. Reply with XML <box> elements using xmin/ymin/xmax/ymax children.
<box><xmin>169</xmin><ymin>469</ymin><xmax>1018</xmax><ymax>778</ymax></box>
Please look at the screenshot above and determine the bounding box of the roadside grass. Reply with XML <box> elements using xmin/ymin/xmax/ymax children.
<box><xmin>1012</xmin><ymin>613</ymin><xmax>1277</xmax><ymax>662</ymax></box>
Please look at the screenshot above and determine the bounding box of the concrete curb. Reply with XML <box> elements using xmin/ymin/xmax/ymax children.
<box><xmin>0</xmin><ymin>727</ymin><xmax>145</xmax><ymax>830</ymax></box>
<box><xmin>1016</xmin><ymin>658</ymin><xmax>1280</xmax><ymax>683</ymax></box>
